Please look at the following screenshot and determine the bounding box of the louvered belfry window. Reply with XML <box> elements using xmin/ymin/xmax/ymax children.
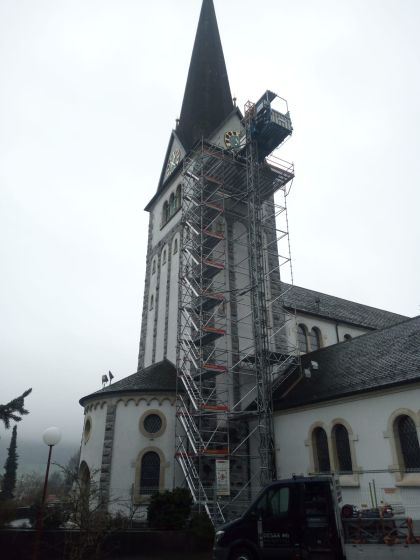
<box><xmin>140</xmin><ymin>452</ymin><xmax>160</xmax><ymax>495</ymax></box>
<box><xmin>334</xmin><ymin>424</ymin><xmax>353</xmax><ymax>473</ymax></box>
<box><xmin>313</xmin><ymin>427</ymin><xmax>331</xmax><ymax>473</ymax></box>
<box><xmin>397</xmin><ymin>415</ymin><xmax>420</xmax><ymax>471</ymax></box>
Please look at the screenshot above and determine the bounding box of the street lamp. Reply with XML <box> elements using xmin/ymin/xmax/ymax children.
<box><xmin>33</xmin><ymin>426</ymin><xmax>61</xmax><ymax>560</ymax></box>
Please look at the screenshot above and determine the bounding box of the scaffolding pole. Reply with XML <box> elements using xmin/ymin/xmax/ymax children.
<box><xmin>175</xmin><ymin>93</ymin><xmax>299</xmax><ymax>525</ymax></box>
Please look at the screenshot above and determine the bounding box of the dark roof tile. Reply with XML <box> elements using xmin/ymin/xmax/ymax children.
<box><xmin>79</xmin><ymin>359</ymin><xmax>176</xmax><ymax>406</ymax></box>
<box><xmin>274</xmin><ymin>316</ymin><xmax>420</xmax><ymax>410</ymax></box>
<box><xmin>282</xmin><ymin>283</ymin><xmax>408</xmax><ymax>330</ymax></box>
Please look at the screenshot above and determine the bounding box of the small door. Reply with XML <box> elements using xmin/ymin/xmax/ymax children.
<box><xmin>254</xmin><ymin>484</ymin><xmax>296</xmax><ymax>559</ymax></box>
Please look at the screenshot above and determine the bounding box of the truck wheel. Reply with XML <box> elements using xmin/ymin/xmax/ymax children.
<box><xmin>230</xmin><ymin>547</ymin><xmax>254</xmax><ymax>560</ymax></box>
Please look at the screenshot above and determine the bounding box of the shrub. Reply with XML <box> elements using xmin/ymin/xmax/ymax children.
<box><xmin>147</xmin><ymin>488</ymin><xmax>192</xmax><ymax>530</ymax></box>
<box><xmin>189</xmin><ymin>512</ymin><xmax>215</xmax><ymax>549</ymax></box>
<box><xmin>0</xmin><ymin>500</ymin><xmax>17</xmax><ymax>528</ymax></box>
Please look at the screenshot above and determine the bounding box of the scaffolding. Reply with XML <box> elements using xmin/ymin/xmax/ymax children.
<box><xmin>175</xmin><ymin>92</ymin><xmax>300</xmax><ymax>525</ymax></box>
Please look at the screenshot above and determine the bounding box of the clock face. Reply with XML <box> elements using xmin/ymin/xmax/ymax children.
<box><xmin>224</xmin><ymin>130</ymin><xmax>242</xmax><ymax>149</ymax></box>
<box><xmin>165</xmin><ymin>148</ymin><xmax>181</xmax><ymax>177</ymax></box>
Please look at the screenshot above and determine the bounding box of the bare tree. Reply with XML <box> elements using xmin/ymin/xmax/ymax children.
<box><xmin>58</xmin><ymin>464</ymin><xmax>113</xmax><ymax>560</ymax></box>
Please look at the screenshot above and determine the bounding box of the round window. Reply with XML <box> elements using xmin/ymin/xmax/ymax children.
<box><xmin>143</xmin><ymin>414</ymin><xmax>163</xmax><ymax>435</ymax></box>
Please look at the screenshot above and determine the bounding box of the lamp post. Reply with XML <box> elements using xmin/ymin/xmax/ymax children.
<box><xmin>33</xmin><ymin>426</ymin><xmax>61</xmax><ymax>560</ymax></box>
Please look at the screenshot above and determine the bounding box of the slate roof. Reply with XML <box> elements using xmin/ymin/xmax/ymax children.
<box><xmin>176</xmin><ymin>0</ymin><xmax>233</xmax><ymax>151</ymax></box>
<box><xmin>274</xmin><ymin>316</ymin><xmax>420</xmax><ymax>410</ymax></box>
<box><xmin>282</xmin><ymin>283</ymin><xmax>408</xmax><ymax>330</ymax></box>
<box><xmin>79</xmin><ymin>359</ymin><xmax>176</xmax><ymax>406</ymax></box>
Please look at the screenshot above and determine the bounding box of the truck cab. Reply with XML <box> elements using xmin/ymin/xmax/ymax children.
<box><xmin>213</xmin><ymin>477</ymin><xmax>345</xmax><ymax>560</ymax></box>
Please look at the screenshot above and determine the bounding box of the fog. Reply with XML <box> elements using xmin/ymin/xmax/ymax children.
<box><xmin>1</xmin><ymin>0</ymin><xmax>419</xmax><ymax>461</ymax></box>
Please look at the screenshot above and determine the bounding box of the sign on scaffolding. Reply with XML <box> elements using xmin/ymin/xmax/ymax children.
<box><xmin>216</xmin><ymin>459</ymin><xmax>230</xmax><ymax>496</ymax></box>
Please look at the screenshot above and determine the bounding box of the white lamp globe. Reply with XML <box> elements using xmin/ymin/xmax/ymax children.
<box><xmin>42</xmin><ymin>427</ymin><xmax>61</xmax><ymax>447</ymax></box>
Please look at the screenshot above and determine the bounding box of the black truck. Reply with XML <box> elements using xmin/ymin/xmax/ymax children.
<box><xmin>213</xmin><ymin>476</ymin><xmax>344</xmax><ymax>560</ymax></box>
<box><xmin>213</xmin><ymin>476</ymin><xmax>418</xmax><ymax>560</ymax></box>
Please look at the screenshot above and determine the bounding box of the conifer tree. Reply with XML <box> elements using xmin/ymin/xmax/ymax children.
<box><xmin>0</xmin><ymin>389</ymin><xmax>32</xmax><ymax>428</ymax></box>
<box><xmin>1</xmin><ymin>425</ymin><xmax>18</xmax><ymax>500</ymax></box>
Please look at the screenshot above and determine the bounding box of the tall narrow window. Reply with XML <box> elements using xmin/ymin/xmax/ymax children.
<box><xmin>79</xmin><ymin>461</ymin><xmax>91</xmax><ymax>508</ymax></box>
<box><xmin>169</xmin><ymin>193</ymin><xmax>176</xmax><ymax>216</ymax></box>
<box><xmin>162</xmin><ymin>249</ymin><xmax>167</xmax><ymax>265</ymax></box>
<box><xmin>313</xmin><ymin>427</ymin><xmax>331</xmax><ymax>473</ymax></box>
<box><xmin>396</xmin><ymin>415</ymin><xmax>420</xmax><ymax>471</ymax></box>
<box><xmin>173</xmin><ymin>238</ymin><xmax>178</xmax><ymax>254</ymax></box>
<box><xmin>297</xmin><ymin>324</ymin><xmax>308</xmax><ymax>353</ymax></box>
<box><xmin>309</xmin><ymin>327</ymin><xmax>322</xmax><ymax>351</ymax></box>
<box><xmin>162</xmin><ymin>201</ymin><xmax>169</xmax><ymax>226</ymax></box>
<box><xmin>333</xmin><ymin>424</ymin><xmax>353</xmax><ymax>473</ymax></box>
<box><xmin>79</xmin><ymin>461</ymin><xmax>90</xmax><ymax>490</ymax></box>
<box><xmin>152</xmin><ymin>259</ymin><xmax>156</xmax><ymax>275</ymax></box>
<box><xmin>176</xmin><ymin>184</ymin><xmax>182</xmax><ymax>210</ymax></box>
<box><xmin>140</xmin><ymin>452</ymin><xmax>160</xmax><ymax>495</ymax></box>
<box><xmin>149</xmin><ymin>294</ymin><xmax>154</xmax><ymax>311</ymax></box>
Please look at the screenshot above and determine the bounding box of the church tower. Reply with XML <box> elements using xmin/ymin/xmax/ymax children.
<box><xmin>137</xmin><ymin>0</ymin><xmax>234</xmax><ymax>370</ymax></box>
<box><xmin>79</xmin><ymin>0</ymin><xmax>296</xmax><ymax>523</ymax></box>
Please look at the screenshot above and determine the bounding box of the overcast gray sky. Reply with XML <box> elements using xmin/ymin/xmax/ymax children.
<box><xmin>1</xmin><ymin>0</ymin><xmax>419</xmax><ymax>454</ymax></box>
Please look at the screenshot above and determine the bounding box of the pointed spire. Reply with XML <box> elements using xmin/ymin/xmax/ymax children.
<box><xmin>177</xmin><ymin>0</ymin><xmax>234</xmax><ymax>150</ymax></box>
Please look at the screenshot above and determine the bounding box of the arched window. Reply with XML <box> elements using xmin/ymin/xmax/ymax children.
<box><xmin>297</xmin><ymin>324</ymin><xmax>308</xmax><ymax>353</ymax></box>
<box><xmin>395</xmin><ymin>415</ymin><xmax>420</xmax><ymax>471</ymax></box>
<box><xmin>313</xmin><ymin>427</ymin><xmax>330</xmax><ymax>473</ymax></box>
<box><xmin>79</xmin><ymin>461</ymin><xmax>90</xmax><ymax>487</ymax></box>
<box><xmin>175</xmin><ymin>184</ymin><xmax>182</xmax><ymax>210</ymax></box>
<box><xmin>79</xmin><ymin>461</ymin><xmax>91</xmax><ymax>508</ymax></box>
<box><xmin>149</xmin><ymin>294</ymin><xmax>154</xmax><ymax>311</ymax></box>
<box><xmin>173</xmin><ymin>238</ymin><xmax>178</xmax><ymax>254</ymax></box>
<box><xmin>162</xmin><ymin>248</ymin><xmax>167</xmax><ymax>265</ymax></box>
<box><xmin>344</xmin><ymin>334</ymin><xmax>352</xmax><ymax>342</ymax></box>
<box><xmin>309</xmin><ymin>327</ymin><xmax>322</xmax><ymax>351</ymax></box>
<box><xmin>169</xmin><ymin>193</ymin><xmax>175</xmax><ymax>216</ymax></box>
<box><xmin>140</xmin><ymin>451</ymin><xmax>160</xmax><ymax>495</ymax></box>
<box><xmin>333</xmin><ymin>424</ymin><xmax>353</xmax><ymax>473</ymax></box>
<box><xmin>152</xmin><ymin>259</ymin><xmax>156</xmax><ymax>275</ymax></box>
<box><xmin>162</xmin><ymin>201</ymin><xmax>169</xmax><ymax>226</ymax></box>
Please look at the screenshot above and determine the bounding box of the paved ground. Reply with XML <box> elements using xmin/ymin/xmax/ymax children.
<box><xmin>345</xmin><ymin>544</ymin><xmax>420</xmax><ymax>559</ymax></box>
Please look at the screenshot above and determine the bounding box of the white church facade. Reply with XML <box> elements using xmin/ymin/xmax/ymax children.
<box><xmin>78</xmin><ymin>0</ymin><xmax>420</xmax><ymax>521</ymax></box>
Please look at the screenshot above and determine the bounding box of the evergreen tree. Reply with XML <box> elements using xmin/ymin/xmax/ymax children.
<box><xmin>1</xmin><ymin>425</ymin><xmax>18</xmax><ymax>500</ymax></box>
<box><xmin>0</xmin><ymin>389</ymin><xmax>32</xmax><ymax>428</ymax></box>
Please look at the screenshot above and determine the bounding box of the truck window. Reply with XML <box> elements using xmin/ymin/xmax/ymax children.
<box><xmin>254</xmin><ymin>486</ymin><xmax>290</xmax><ymax>518</ymax></box>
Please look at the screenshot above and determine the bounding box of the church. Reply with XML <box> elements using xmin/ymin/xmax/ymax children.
<box><xmin>78</xmin><ymin>0</ymin><xmax>420</xmax><ymax>523</ymax></box>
